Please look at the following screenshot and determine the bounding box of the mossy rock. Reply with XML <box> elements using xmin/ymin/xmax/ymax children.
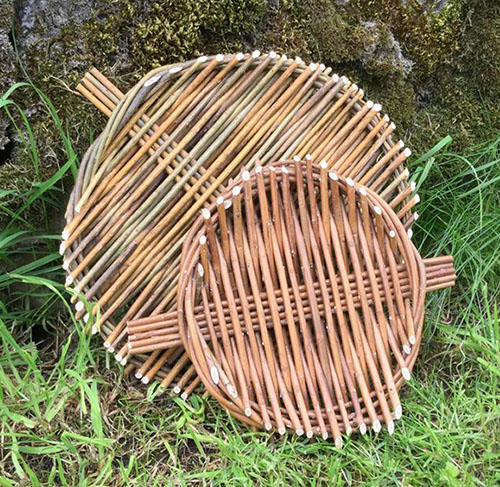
<box><xmin>1</xmin><ymin>0</ymin><xmax>499</xmax><ymax>225</ymax></box>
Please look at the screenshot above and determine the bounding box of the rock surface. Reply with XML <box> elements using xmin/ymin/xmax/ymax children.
<box><xmin>1</xmin><ymin>0</ymin><xmax>499</xmax><ymax>224</ymax></box>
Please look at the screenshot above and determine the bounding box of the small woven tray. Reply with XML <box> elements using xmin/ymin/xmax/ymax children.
<box><xmin>175</xmin><ymin>160</ymin><xmax>455</xmax><ymax>441</ymax></box>
<box><xmin>64</xmin><ymin>52</ymin><xmax>420</xmax><ymax>392</ymax></box>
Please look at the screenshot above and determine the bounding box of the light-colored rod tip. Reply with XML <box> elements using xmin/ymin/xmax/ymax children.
<box><xmin>295</xmin><ymin>56</ymin><xmax>303</xmax><ymax>64</ymax></box>
<box><xmin>62</xmin><ymin>229</ymin><xmax>69</xmax><ymax>241</ymax></box>
<box><xmin>108</xmin><ymin>347</ymin><xmax>115</xmax><ymax>353</ymax></box>
<box><xmin>227</xmin><ymin>384</ymin><xmax>238</xmax><ymax>399</ymax></box>
<box><xmin>346</xmin><ymin>177</ymin><xmax>355</xmax><ymax>187</ymax></box>
<box><xmin>411</xmin><ymin>181</ymin><xmax>417</xmax><ymax>191</ymax></box>
<box><xmin>366</xmin><ymin>100</ymin><xmax>374</xmax><ymax>109</ymax></box>
<box><xmin>216</xmin><ymin>196</ymin><xmax>224</xmax><ymax>206</ymax></box>
<box><xmin>388</xmin><ymin>421</ymin><xmax>395</xmax><ymax>435</ymax></box>
<box><xmin>296</xmin><ymin>428</ymin><xmax>304</xmax><ymax>436</ymax></box>
<box><xmin>293</xmin><ymin>155</ymin><xmax>301</xmax><ymax>162</ymax></box>
<box><xmin>399</xmin><ymin>140</ymin><xmax>405</xmax><ymax>149</ymax></box>
<box><xmin>75</xmin><ymin>301</ymin><xmax>84</xmax><ymax>312</ymax></box>
<box><xmin>169</xmin><ymin>65</ymin><xmax>183</xmax><ymax>74</ymax></box>
<box><xmin>268</xmin><ymin>51</ymin><xmax>276</xmax><ymax>59</ymax></box>
<box><xmin>224</xmin><ymin>200</ymin><xmax>232</xmax><ymax>209</ymax></box>
<box><xmin>374</xmin><ymin>206</ymin><xmax>382</xmax><ymax>215</ymax></box>
<box><xmin>143</xmin><ymin>75</ymin><xmax>159</xmax><ymax>87</ymax></box>
<box><xmin>407</xmin><ymin>229</ymin><xmax>413</xmax><ymax>239</ymax></box>
<box><xmin>115</xmin><ymin>354</ymin><xmax>122</xmax><ymax>362</ymax></box>
<box><xmin>389</xmin><ymin>230</ymin><xmax>396</xmax><ymax>238</ymax></box>
<box><xmin>265</xmin><ymin>422</ymin><xmax>273</xmax><ymax>431</ymax></box>
<box><xmin>373</xmin><ymin>103</ymin><xmax>382</xmax><ymax>112</ymax></box>
<box><xmin>414</xmin><ymin>194</ymin><xmax>420</xmax><ymax>204</ymax></box>
<box><xmin>65</xmin><ymin>275</ymin><xmax>73</xmax><ymax>286</ymax></box>
<box><xmin>59</xmin><ymin>242</ymin><xmax>66</xmax><ymax>255</ymax></box>
<box><xmin>197</xmin><ymin>263</ymin><xmax>204</xmax><ymax>277</ymax></box>
<box><xmin>216</xmin><ymin>54</ymin><xmax>224</xmax><ymax>62</ymax></box>
<box><xmin>414</xmin><ymin>212</ymin><xmax>419</xmax><ymax>221</ymax></box>
<box><xmin>91</xmin><ymin>325</ymin><xmax>98</xmax><ymax>335</ymax></box>
<box><xmin>320</xmin><ymin>160</ymin><xmax>328</xmax><ymax>169</ymax></box>
<box><xmin>322</xmin><ymin>432</ymin><xmax>329</xmax><ymax>440</ymax></box>
<box><xmin>306</xmin><ymin>430</ymin><xmax>313</xmax><ymax>438</ymax></box>
<box><xmin>319</xmin><ymin>63</ymin><xmax>326</xmax><ymax>71</ymax></box>
<box><xmin>199</xmin><ymin>235</ymin><xmax>207</xmax><ymax>245</ymax></box>
<box><xmin>309</xmin><ymin>63</ymin><xmax>317</xmax><ymax>71</ymax></box>
<box><xmin>373</xmin><ymin>420</ymin><xmax>382</xmax><ymax>433</ymax></box>
<box><xmin>305</xmin><ymin>154</ymin><xmax>312</xmax><ymax>161</ymax></box>
<box><xmin>181</xmin><ymin>392</ymin><xmax>188</xmax><ymax>400</ymax></box>
<box><xmin>359</xmin><ymin>423</ymin><xmax>367</xmax><ymax>435</ymax></box>
<box><xmin>403</xmin><ymin>344</ymin><xmax>411</xmax><ymax>355</ymax></box>
<box><xmin>384</xmin><ymin>114</ymin><xmax>390</xmax><ymax>122</ymax></box>
<box><xmin>409</xmin><ymin>334</ymin><xmax>416</xmax><ymax>345</ymax></box>
<box><xmin>236</xmin><ymin>52</ymin><xmax>244</xmax><ymax>61</ymax></box>
<box><xmin>242</xmin><ymin>171</ymin><xmax>251</xmax><ymax>181</ymax></box>
<box><xmin>232</xmin><ymin>185</ymin><xmax>241</xmax><ymax>196</ymax></box>
<box><xmin>255</xmin><ymin>165</ymin><xmax>262</xmax><ymax>173</ymax></box>
<box><xmin>281</xmin><ymin>166</ymin><xmax>289</xmax><ymax>174</ymax></box>
<box><xmin>346</xmin><ymin>426</ymin><xmax>353</xmax><ymax>436</ymax></box>
<box><xmin>252</xmin><ymin>50</ymin><xmax>261</xmax><ymax>58</ymax></box>
<box><xmin>359</xmin><ymin>186</ymin><xmax>367</xmax><ymax>196</ymax></box>
<box><xmin>395</xmin><ymin>405</ymin><xmax>403</xmax><ymax>420</ymax></box>
<box><xmin>329</xmin><ymin>172</ymin><xmax>338</xmax><ymax>181</ymax></box>
<box><xmin>210</xmin><ymin>365</ymin><xmax>220</xmax><ymax>385</ymax></box>
<box><xmin>201</xmin><ymin>208</ymin><xmax>211</xmax><ymax>220</ymax></box>
<box><xmin>281</xmin><ymin>54</ymin><xmax>287</xmax><ymax>61</ymax></box>
<box><xmin>173</xmin><ymin>386</ymin><xmax>181</xmax><ymax>394</ymax></box>
<box><xmin>278</xmin><ymin>427</ymin><xmax>286</xmax><ymax>435</ymax></box>
<box><xmin>141</xmin><ymin>376</ymin><xmax>150</xmax><ymax>385</ymax></box>
<box><xmin>198</xmin><ymin>55</ymin><xmax>208</xmax><ymax>62</ymax></box>
<box><xmin>83</xmin><ymin>313</ymin><xmax>90</xmax><ymax>323</ymax></box>
<box><xmin>335</xmin><ymin>437</ymin><xmax>344</xmax><ymax>449</ymax></box>
<box><xmin>332</xmin><ymin>73</ymin><xmax>339</xmax><ymax>82</ymax></box>
<box><xmin>62</xmin><ymin>261</ymin><xmax>69</xmax><ymax>271</ymax></box>
<box><xmin>103</xmin><ymin>341</ymin><xmax>111</xmax><ymax>349</ymax></box>
<box><xmin>245</xmin><ymin>408</ymin><xmax>252</xmax><ymax>417</ymax></box>
<box><xmin>402</xmin><ymin>367</ymin><xmax>411</xmax><ymax>380</ymax></box>
<box><xmin>135</xmin><ymin>372</ymin><xmax>143</xmax><ymax>379</ymax></box>
<box><xmin>404</xmin><ymin>148</ymin><xmax>412</xmax><ymax>157</ymax></box>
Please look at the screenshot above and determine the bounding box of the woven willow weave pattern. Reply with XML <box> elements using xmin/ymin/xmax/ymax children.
<box><xmin>64</xmin><ymin>52</ymin><xmax>421</xmax><ymax>394</ymax></box>
<box><xmin>177</xmin><ymin>160</ymin><xmax>455</xmax><ymax>442</ymax></box>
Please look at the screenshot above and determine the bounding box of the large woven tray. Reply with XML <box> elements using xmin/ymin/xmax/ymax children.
<box><xmin>63</xmin><ymin>52</ymin><xmax>420</xmax><ymax>393</ymax></box>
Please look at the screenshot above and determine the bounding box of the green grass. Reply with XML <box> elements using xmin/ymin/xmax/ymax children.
<box><xmin>1</xmin><ymin>82</ymin><xmax>499</xmax><ymax>487</ymax></box>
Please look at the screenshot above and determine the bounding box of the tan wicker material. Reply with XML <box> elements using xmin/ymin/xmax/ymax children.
<box><xmin>128</xmin><ymin>255</ymin><xmax>454</xmax><ymax>354</ymax></box>
<box><xmin>64</xmin><ymin>52</ymin><xmax>419</xmax><ymax>392</ymax></box>
<box><xmin>176</xmin><ymin>160</ymin><xmax>455</xmax><ymax>442</ymax></box>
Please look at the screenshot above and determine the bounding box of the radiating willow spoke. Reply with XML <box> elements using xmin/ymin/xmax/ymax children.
<box><xmin>64</xmin><ymin>52</ymin><xmax>422</xmax><ymax>395</ymax></box>
<box><xmin>177</xmin><ymin>160</ymin><xmax>455</xmax><ymax>441</ymax></box>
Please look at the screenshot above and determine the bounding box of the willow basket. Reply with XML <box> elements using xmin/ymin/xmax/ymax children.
<box><xmin>177</xmin><ymin>160</ymin><xmax>455</xmax><ymax>441</ymax></box>
<box><xmin>64</xmin><ymin>52</ymin><xmax>420</xmax><ymax>393</ymax></box>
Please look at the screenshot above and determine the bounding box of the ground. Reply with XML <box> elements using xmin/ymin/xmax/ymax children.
<box><xmin>0</xmin><ymin>0</ymin><xmax>499</xmax><ymax>485</ymax></box>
